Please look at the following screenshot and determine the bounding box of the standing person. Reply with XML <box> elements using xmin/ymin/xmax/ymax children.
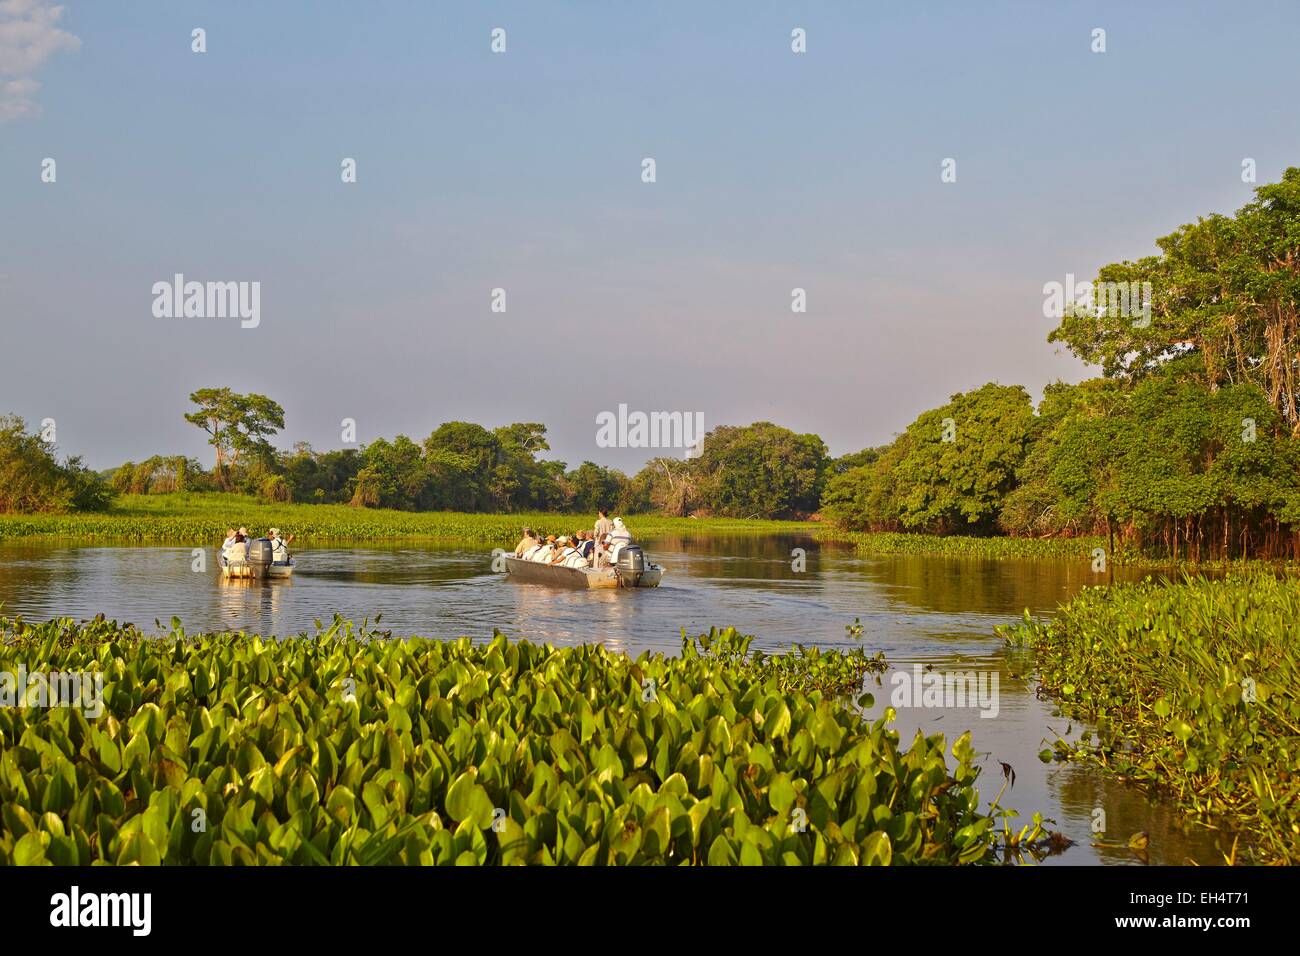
<box><xmin>593</xmin><ymin>509</ymin><xmax>614</xmax><ymax>567</ymax></box>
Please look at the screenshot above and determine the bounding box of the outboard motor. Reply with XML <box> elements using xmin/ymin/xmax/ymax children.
<box><xmin>246</xmin><ymin>537</ymin><xmax>274</xmax><ymax>578</ymax></box>
<box><xmin>615</xmin><ymin>545</ymin><xmax>646</xmax><ymax>588</ymax></box>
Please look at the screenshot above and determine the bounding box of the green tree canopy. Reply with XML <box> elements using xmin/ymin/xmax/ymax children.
<box><xmin>824</xmin><ymin>384</ymin><xmax>1035</xmax><ymax>533</ymax></box>
<box><xmin>184</xmin><ymin>388</ymin><xmax>285</xmax><ymax>488</ymax></box>
<box><xmin>0</xmin><ymin>415</ymin><xmax>110</xmax><ymax>513</ymax></box>
<box><xmin>1049</xmin><ymin>167</ymin><xmax>1300</xmax><ymax>429</ymax></box>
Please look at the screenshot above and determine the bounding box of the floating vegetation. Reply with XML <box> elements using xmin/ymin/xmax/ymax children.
<box><xmin>1000</xmin><ymin>572</ymin><xmax>1300</xmax><ymax>864</ymax></box>
<box><xmin>0</xmin><ymin>616</ymin><xmax>998</xmax><ymax>866</ymax></box>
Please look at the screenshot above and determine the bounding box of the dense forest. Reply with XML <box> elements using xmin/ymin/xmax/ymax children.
<box><xmin>4</xmin><ymin>169</ymin><xmax>1299</xmax><ymax>558</ymax></box>
<box><xmin>826</xmin><ymin>168</ymin><xmax>1300</xmax><ymax>559</ymax></box>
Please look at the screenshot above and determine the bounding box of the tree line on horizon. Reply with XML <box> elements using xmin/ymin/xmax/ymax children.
<box><xmin>4</xmin><ymin>169</ymin><xmax>1300</xmax><ymax>558</ymax></box>
<box><xmin>109</xmin><ymin>411</ymin><xmax>830</xmax><ymax>520</ymax></box>
<box><xmin>1</xmin><ymin>390</ymin><xmax>832</xmax><ymax>520</ymax></box>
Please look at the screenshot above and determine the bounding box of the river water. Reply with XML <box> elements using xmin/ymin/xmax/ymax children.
<box><xmin>0</xmin><ymin>533</ymin><xmax>1232</xmax><ymax>865</ymax></box>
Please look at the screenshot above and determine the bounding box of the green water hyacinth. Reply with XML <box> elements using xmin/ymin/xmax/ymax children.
<box><xmin>1001</xmin><ymin>572</ymin><xmax>1300</xmax><ymax>864</ymax></box>
<box><xmin>0</xmin><ymin>616</ymin><xmax>993</xmax><ymax>866</ymax></box>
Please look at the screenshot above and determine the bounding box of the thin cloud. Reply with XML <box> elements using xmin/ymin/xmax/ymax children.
<box><xmin>0</xmin><ymin>0</ymin><xmax>79</xmax><ymax>121</ymax></box>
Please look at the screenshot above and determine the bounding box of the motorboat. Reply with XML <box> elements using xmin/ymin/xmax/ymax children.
<box><xmin>219</xmin><ymin>537</ymin><xmax>294</xmax><ymax>579</ymax></box>
<box><xmin>504</xmin><ymin>544</ymin><xmax>662</xmax><ymax>589</ymax></box>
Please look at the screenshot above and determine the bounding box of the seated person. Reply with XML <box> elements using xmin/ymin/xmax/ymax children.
<box><xmin>514</xmin><ymin>528</ymin><xmax>539</xmax><ymax>557</ymax></box>
<box><xmin>531</xmin><ymin>536</ymin><xmax>558</xmax><ymax>562</ymax></box>
<box><xmin>223</xmin><ymin>531</ymin><xmax>248</xmax><ymax>564</ymax></box>
<box><xmin>268</xmin><ymin>528</ymin><xmax>293</xmax><ymax>564</ymax></box>
<box><xmin>608</xmin><ymin>517</ymin><xmax>632</xmax><ymax>563</ymax></box>
<box><xmin>550</xmin><ymin>537</ymin><xmax>588</xmax><ymax>569</ymax></box>
<box><xmin>563</xmin><ymin>543</ymin><xmax>590</xmax><ymax>569</ymax></box>
<box><xmin>547</xmin><ymin>536</ymin><xmax>573</xmax><ymax>565</ymax></box>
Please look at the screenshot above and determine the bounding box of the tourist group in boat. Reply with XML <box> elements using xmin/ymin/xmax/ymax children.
<box><xmin>513</xmin><ymin>510</ymin><xmax>633</xmax><ymax>569</ymax></box>
<box><xmin>221</xmin><ymin>526</ymin><xmax>294</xmax><ymax>566</ymax></box>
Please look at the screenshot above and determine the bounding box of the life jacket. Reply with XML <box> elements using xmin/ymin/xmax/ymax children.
<box><xmin>271</xmin><ymin>538</ymin><xmax>288</xmax><ymax>561</ymax></box>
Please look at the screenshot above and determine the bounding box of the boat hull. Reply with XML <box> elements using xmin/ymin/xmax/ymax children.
<box><xmin>220</xmin><ymin>560</ymin><xmax>294</xmax><ymax>579</ymax></box>
<box><xmin>504</xmin><ymin>556</ymin><xmax>662</xmax><ymax>589</ymax></box>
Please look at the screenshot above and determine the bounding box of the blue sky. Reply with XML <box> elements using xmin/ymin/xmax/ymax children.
<box><xmin>3</xmin><ymin>0</ymin><xmax>1299</xmax><ymax>472</ymax></box>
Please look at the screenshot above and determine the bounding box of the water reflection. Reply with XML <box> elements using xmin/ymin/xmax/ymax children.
<box><xmin>0</xmin><ymin>534</ymin><xmax>1228</xmax><ymax>865</ymax></box>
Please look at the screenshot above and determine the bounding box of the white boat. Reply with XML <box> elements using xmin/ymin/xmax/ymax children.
<box><xmin>219</xmin><ymin>537</ymin><xmax>294</xmax><ymax>579</ymax></box>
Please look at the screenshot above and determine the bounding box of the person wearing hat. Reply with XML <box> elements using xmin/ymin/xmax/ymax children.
<box><xmin>547</xmin><ymin>536</ymin><xmax>571</xmax><ymax>565</ymax></box>
<box><xmin>268</xmin><ymin>528</ymin><xmax>294</xmax><ymax>565</ymax></box>
<box><xmin>223</xmin><ymin>528</ymin><xmax>249</xmax><ymax>566</ymax></box>
<box><xmin>551</xmin><ymin>536</ymin><xmax>588</xmax><ymax>569</ymax></box>
<box><xmin>608</xmin><ymin>517</ymin><xmax>633</xmax><ymax>565</ymax></box>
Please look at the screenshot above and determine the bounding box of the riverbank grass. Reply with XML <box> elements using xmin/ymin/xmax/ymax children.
<box><xmin>0</xmin><ymin>493</ymin><xmax>815</xmax><ymax>543</ymax></box>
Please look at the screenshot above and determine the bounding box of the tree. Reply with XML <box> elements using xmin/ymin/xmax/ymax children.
<box><xmin>690</xmin><ymin>422</ymin><xmax>828</xmax><ymax>518</ymax></box>
<box><xmin>280</xmin><ymin>442</ymin><xmax>362</xmax><ymax>503</ymax></box>
<box><xmin>829</xmin><ymin>446</ymin><xmax>882</xmax><ymax>475</ymax></box>
<box><xmin>0</xmin><ymin>415</ymin><xmax>111</xmax><ymax>513</ymax></box>
<box><xmin>423</xmin><ymin>422</ymin><xmax>500</xmax><ymax>511</ymax></box>
<box><xmin>564</xmin><ymin>461</ymin><xmax>625</xmax><ymax>513</ymax></box>
<box><xmin>823</xmin><ymin>385</ymin><xmax>1035</xmax><ymax>533</ymax></box>
<box><xmin>354</xmin><ymin>436</ymin><xmax>430</xmax><ymax>510</ymax></box>
<box><xmin>491</xmin><ymin>423</ymin><xmax>558</xmax><ymax>510</ymax></box>
<box><xmin>1049</xmin><ymin>167</ymin><xmax>1300</xmax><ymax>431</ymax></box>
<box><xmin>1001</xmin><ymin>377</ymin><xmax>1300</xmax><ymax>558</ymax></box>
<box><xmin>633</xmin><ymin>456</ymin><xmax>699</xmax><ymax>516</ymax></box>
<box><xmin>184</xmin><ymin>388</ymin><xmax>285</xmax><ymax>489</ymax></box>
